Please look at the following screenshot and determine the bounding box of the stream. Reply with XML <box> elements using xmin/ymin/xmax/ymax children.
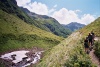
<box><xmin>0</xmin><ymin>50</ymin><xmax>44</xmax><ymax>67</ymax></box>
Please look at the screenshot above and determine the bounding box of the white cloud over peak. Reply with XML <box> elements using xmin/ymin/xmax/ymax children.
<box><xmin>52</xmin><ymin>8</ymin><xmax>80</xmax><ymax>24</ymax></box>
<box><xmin>52</xmin><ymin>8</ymin><xmax>95</xmax><ymax>25</ymax></box>
<box><xmin>81</xmin><ymin>14</ymin><xmax>95</xmax><ymax>24</ymax></box>
<box><xmin>16</xmin><ymin>0</ymin><xmax>31</xmax><ymax>6</ymax></box>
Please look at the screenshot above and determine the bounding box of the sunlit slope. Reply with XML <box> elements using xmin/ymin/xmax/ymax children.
<box><xmin>0</xmin><ymin>10</ymin><xmax>63</xmax><ymax>53</ymax></box>
<box><xmin>80</xmin><ymin>17</ymin><xmax>100</xmax><ymax>37</ymax></box>
<box><xmin>36</xmin><ymin>32</ymin><xmax>93</xmax><ymax>67</ymax></box>
<box><xmin>36</xmin><ymin>17</ymin><xmax>100</xmax><ymax>67</ymax></box>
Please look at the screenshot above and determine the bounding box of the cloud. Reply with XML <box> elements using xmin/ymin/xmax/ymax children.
<box><xmin>24</xmin><ymin>1</ymin><xmax>48</xmax><ymax>15</ymax></box>
<box><xmin>49</xmin><ymin>5</ymin><xmax>57</xmax><ymax>14</ymax></box>
<box><xmin>75</xmin><ymin>10</ymin><xmax>82</xmax><ymax>13</ymax></box>
<box><xmin>81</xmin><ymin>14</ymin><xmax>95</xmax><ymax>24</ymax></box>
<box><xmin>52</xmin><ymin>8</ymin><xmax>95</xmax><ymax>25</ymax></box>
<box><xmin>16</xmin><ymin>0</ymin><xmax>31</xmax><ymax>6</ymax></box>
<box><xmin>52</xmin><ymin>8</ymin><xmax>80</xmax><ymax>24</ymax></box>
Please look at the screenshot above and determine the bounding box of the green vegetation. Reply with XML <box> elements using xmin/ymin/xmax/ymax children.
<box><xmin>79</xmin><ymin>17</ymin><xmax>100</xmax><ymax>37</ymax></box>
<box><xmin>34</xmin><ymin>17</ymin><xmax>71</xmax><ymax>38</ymax></box>
<box><xmin>0</xmin><ymin>10</ymin><xmax>63</xmax><ymax>53</ymax></box>
<box><xmin>0</xmin><ymin>0</ymin><xmax>71</xmax><ymax>38</ymax></box>
<box><xmin>0</xmin><ymin>0</ymin><xmax>100</xmax><ymax>67</ymax></box>
<box><xmin>79</xmin><ymin>17</ymin><xmax>100</xmax><ymax>60</ymax></box>
<box><xmin>21</xmin><ymin>7</ymin><xmax>71</xmax><ymax>37</ymax></box>
<box><xmin>35</xmin><ymin>32</ymin><xmax>94</xmax><ymax>67</ymax></box>
<box><xmin>94</xmin><ymin>41</ymin><xmax>100</xmax><ymax>60</ymax></box>
<box><xmin>35</xmin><ymin>17</ymin><xmax>100</xmax><ymax>67</ymax></box>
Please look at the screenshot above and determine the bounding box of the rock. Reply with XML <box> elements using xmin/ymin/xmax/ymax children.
<box><xmin>11</xmin><ymin>54</ymin><xmax>16</xmax><ymax>60</ymax></box>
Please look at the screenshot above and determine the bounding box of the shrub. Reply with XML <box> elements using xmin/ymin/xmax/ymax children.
<box><xmin>94</xmin><ymin>41</ymin><xmax>100</xmax><ymax>59</ymax></box>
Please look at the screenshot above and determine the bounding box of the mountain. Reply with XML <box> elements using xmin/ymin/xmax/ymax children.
<box><xmin>36</xmin><ymin>17</ymin><xmax>100</xmax><ymax>67</ymax></box>
<box><xmin>0</xmin><ymin>0</ymin><xmax>65</xmax><ymax>54</ymax></box>
<box><xmin>20</xmin><ymin>7</ymin><xmax>71</xmax><ymax>37</ymax></box>
<box><xmin>62</xmin><ymin>22</ymin><xmax>86</xmax><ymax>31</ymax></box>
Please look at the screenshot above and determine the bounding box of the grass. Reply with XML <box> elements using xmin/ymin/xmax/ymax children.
<box><xmin>0</xmin><ymin>10</ymin><xmax>64</xmax><ymax>53</ymax></box>
<box><xmin>35</xmin><ymin>32</ymin><xmax>94</xmax><ymax>67</ymax></box>
<box><xmin>79</xmin><ymin>17</ymin><xmax>100</xmax><ymax>60</ymax></box>
<box><xmin>30</xmin><ymin>14</ymin><xmax>72</xmax><ymax>38</ymax></box>
<box><xmin>35</xmin><ymin>17</ymin><xmax>100</xmax><ymax>67</ymax></box>
<box><xmin>79</xmin><ymin>17</ymin><xmax>100</xmax><ymax>37</ymax></box>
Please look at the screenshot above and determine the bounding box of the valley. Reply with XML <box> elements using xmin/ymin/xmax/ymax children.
<box><xmin>0</xmin><ymin>0</ymin><xmax>100</xmax><ymax>67</ymax></box>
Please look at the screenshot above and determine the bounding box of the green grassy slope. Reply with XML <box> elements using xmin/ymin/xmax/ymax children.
<box><xmin>79</xmin><ymin>17</ymin><xmax>100</xmax><ymax>62</ymax></box>
<box><xmin>21</xmin><ymin>7</ymin><xmax>71</xmax><ymax>37</ymax></box>
<box><xmin>36</xmin><ymin>32</ymin><xmax>94</xmax><ymax>67</ymax></box>
<box><xmin>35</xmin><ymin>18</ymin><xmax>71</xmax><ymax>38</ymax></box>
<box><xmin>0</xmin><ymin>0</ymin><xmax>71</xmax><ymax>38</ymax></box>
<box><xmin>35</xmin><ymin>17</ymin><xmax>100</xmax><ymax>67</ymax></box>
<box><xmin>79</xmin><ymin>17</ymin><xmax>100</xmax><ymax>37</ymax></box>
<box><xmin>0</xmin><ymin>10</ymin><xmax>64</xmax><ymax>53</ymax></box>
<box><xmin>0</xmin><ymin>0</ymin><xmax>54</xmax><ymax>34</ymax></box>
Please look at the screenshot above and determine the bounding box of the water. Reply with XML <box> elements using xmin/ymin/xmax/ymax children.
<box><xmin>0</xmin><ymin>50</ymin><xmax>43</xmax><ymax>67</ymax></box>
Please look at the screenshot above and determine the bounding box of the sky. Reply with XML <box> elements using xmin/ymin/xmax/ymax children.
<box><xmin>16</xmin><ymin>0</ymin><xmax>100</xmax><ymax>25</ymax></box>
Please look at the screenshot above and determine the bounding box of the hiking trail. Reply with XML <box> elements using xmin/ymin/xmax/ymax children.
<box><xmin>89</xmin><ymin>37</ymin><xmax>100</xmax><ymax>67</ymax></box>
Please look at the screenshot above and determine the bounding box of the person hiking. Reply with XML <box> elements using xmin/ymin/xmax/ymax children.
<box><xmin>91</xmin><ymin>31</ymin><xmax>95</xmax><ymax>46</ymax></box>
<box><xmin>84</xmin><ymin>37</ymin><xmax>89</xmax><ymax>54</ymax></box>
<box><xmin>88</xmin><ymin>33</ymin><xmax>93</xmax><ymax>51</ymax></box>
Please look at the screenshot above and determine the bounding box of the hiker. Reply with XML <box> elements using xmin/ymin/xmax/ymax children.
<box><xmin>88</xmin><ymin>33</ymin><xmax>93</xmax><ymax>48</ymax></box>
<box><xmin>91</xmin><ymin>31</ymin><xmax>95</xmax><ymax>45</ymax></box>
<box><xmin>84</xmin><ymin>37</ymin><xmax>89</xmax><ymax>54</ymax></box>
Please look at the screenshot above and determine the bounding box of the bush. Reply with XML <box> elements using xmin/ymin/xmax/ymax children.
<box><xmin>0</xmin><ymin>33</ymin><xmax>16</xmax><ymax>44</ymax></box>
<box><xmin>94</xmin><ymin>41</ymin><xmax>100</xmax><ymax>59</ymax></box>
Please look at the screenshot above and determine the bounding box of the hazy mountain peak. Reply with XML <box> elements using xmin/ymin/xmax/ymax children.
<box><xmin>62</xmin><ymin>22</ymin><xmax>86</xmax><ymax>31</ymax></box>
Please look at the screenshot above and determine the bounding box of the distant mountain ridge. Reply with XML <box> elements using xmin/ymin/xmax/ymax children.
<box><xmin>62</xmin><ymin>22</ymin><xmax>86</xmax><ymax>31</ymax></box>
<box><xmin>20</xmin><ymin>7</ymin><xmax>71</xmax><ymax>37</ymax></box>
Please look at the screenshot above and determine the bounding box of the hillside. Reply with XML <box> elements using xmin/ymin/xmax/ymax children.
<box><xmin>0</xmin><ymin>9</ymin><xmax>64</xmax><ymax>53</ymax></box>
<box><xmin>62</xmin><ymin>22</ymin><xmax>85</xmax><ymax>32</ymax></box>
<box><xmin>79</xmin><ymin>17</ymin><xmax>100</xmax><ymax>37</ymax></box>
<box><xmin>36</xmin><ymin>32</ymin><xmax>93</xmax><ymax>67</ymax></box>
<box><xmin>21</xmin><ymin>7</ymin><xmax>71</xmax><ymax>37</ymax></box>
<box><xmin>35</xmin><ymin>17</ymin><xmax>100</xmax><ymax>67</ymax></box>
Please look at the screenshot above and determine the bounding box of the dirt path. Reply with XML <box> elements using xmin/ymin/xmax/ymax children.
<box><xmin>89</xmin><ymin>50</ymin><xmax>100</xmax><ymax>67</ymax></box>
<box><xmin>89</xmin><ymin>37</ymin><xmax>100</xmax><ymax>67</ymax></box>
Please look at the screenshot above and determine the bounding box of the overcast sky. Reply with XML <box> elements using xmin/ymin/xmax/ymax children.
<box><xmin>16</xmin><ymin>0</ymin><xmax>100</xmax><ymax>25</ymax></box>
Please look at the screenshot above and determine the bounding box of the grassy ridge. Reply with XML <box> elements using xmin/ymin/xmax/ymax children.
<box><xmin>36</xmin><ymin>32</ymin><xmax>94</xmax><ymax>67</ymax></box>
<box><xmin>35</xmin><ymin>17</ymin><xmax>100</xmax><ymax>67</ymax></box>
<box><xmin>0</xmin><ymin>10</ymin><xmax>63</xmax><ymax>53</ymax></box>
<box><xmin>79</xmin><ymin>17</ymin><xmax>100</xmax><ymax>37</ymax></box>
<box><xmin>79</xmin><ymin>17</ymin><xmax>100</xmax><ymax>60</ymax></box>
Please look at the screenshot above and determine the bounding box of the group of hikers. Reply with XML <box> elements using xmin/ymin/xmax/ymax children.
<box><xmin>84</xmin><ymin>31</ymin><xmax>95</xmax><ymax>54</ymax></box>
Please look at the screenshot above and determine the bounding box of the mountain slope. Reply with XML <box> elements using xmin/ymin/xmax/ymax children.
<box><xmin>0</xmin><ymin>0</ymin><xmax>55</xmax><ymax>34</ymax></box>
<box><xmin>62</xmin><ymin>22</ymin><xmax>85</xmax><ymax>31</ymax></box>
<box><xmin>36</xmin><ymin>32</ymin><xmax>93</xmax><ymax>67</ymax></box>
<box><xmin>35</xmin><ymin>17</ymin><xmax>100</xmax><ymax>67</ymax></box>
<box><xmin>21</xmin><ymin>7</ymin><xmax>71</xmax><ymax>37</ymax></box>
<box><xmin>0</xmin><ymin>9</ymin><xmax>64</xmax><ymax>53</ymax></box>
<box><xmin>79</xmin><ymin>17</ymin><xmax>100</xmax><ymax>37</ymax></box>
